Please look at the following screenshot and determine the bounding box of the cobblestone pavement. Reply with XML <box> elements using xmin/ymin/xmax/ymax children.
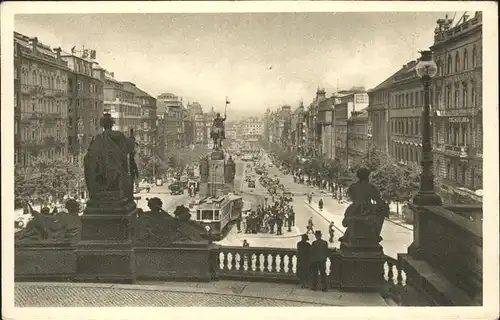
<box><xmin>14</xmin><ymin>281</ymin><xmax>389</xmax><ymax>307</ymax></box>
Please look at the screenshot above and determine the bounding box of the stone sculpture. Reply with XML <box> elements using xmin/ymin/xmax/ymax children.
<box><xmin>83</xmin><ymin>113</ymin><xmax>137</xmax><ymax>204</ymax></box>
<box><xmin>338</xmin><ymin>168</ymin><xmax>389</xmax><ymax>247</ymax></box>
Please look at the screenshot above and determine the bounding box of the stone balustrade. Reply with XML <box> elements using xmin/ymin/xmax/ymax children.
<box><xmin>401</xmin><ymin>204</ymin><xmax>482</xmax><ymax>305</ymax></box>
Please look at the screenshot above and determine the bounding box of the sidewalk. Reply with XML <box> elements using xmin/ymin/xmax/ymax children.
<box><xmin>15</xmin><ymin>281</ymin><xmax>389</xmax><ymax>307</ymax></box>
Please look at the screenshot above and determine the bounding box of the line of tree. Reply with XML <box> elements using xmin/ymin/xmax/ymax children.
<box><xmin>15</xmin><ymin>158</ymin><xmax>83</xmax><ymax>208</ymax></box>
<box><xmin>267</xmin><ymin>143</ymin><xmax>440</xmax><ymax>208</ymax></box>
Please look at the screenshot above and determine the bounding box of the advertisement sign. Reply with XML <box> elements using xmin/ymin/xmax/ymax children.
<box><xmin>354</xmin><ymin>94</ymin><xmax>369</xmax><ymax>104</ymax></box>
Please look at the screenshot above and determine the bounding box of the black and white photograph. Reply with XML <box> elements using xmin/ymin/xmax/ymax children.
<box><xmin>1</xmin><ymin>1</ymin><xmax>498</xmax><ymax>319</ymax></box>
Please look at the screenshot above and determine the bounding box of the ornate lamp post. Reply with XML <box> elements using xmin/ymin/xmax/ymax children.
<box><xmin>412</xmin><ymin>50</ymin><xmax>442</xmax><ymax>206</ymax></box>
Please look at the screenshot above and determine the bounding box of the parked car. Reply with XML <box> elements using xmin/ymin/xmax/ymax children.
<box><xmin>248</xmin><ymin>180</ymin><xmax>256</xmax><ymax>188</ymax></box>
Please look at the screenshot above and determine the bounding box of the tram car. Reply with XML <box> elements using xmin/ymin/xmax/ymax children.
<box><xmin>192</xmin><ymin>195</ymin><xmax>243</xmax><ymax>240</ymax></box>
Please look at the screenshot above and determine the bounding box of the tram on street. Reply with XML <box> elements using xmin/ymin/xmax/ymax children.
<box><xmin>192</xmin><ymin>195</ymin><xmax>243</xmax><ymax>240</ymax></box>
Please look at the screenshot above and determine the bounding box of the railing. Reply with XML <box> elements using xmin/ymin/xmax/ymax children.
<box><xmin>217</xmin><ymin>246</ymin><xmax>300</xmax><ymax>282</ymax></box>
<box><xmin>405</xmin><ymin>205</ymin><xmax>482</xmax><ymax>304</ymax></box>
<box><xmin>215</xmin><ymin>246</ymin><xmax>405</xmax><ymax>295</ymax></box>
<box><xmin>383</xmin><ymin>255</ymin><xmax>407</xmax><ymax>304</ymax></box>
<box><xmin>444</xmin><ymin>204</ymin><xmax>482</xmax><ymax>224</ymax></box>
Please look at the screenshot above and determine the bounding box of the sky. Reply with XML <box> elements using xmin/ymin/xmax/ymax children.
<box><xmin>15</xmin><ymin>12</ymin><xmax>457</xmax><ymax>119</ymax></box>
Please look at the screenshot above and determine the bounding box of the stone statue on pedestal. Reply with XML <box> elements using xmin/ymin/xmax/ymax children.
<box><xmin>339</xmin><ymin>168</ymin><xmax>389</xmax><ymax>248</ymax></box>
<box><xmin>225</xmin><ymin>156</ymin><xmax>236</xmax><ymax>184</ymax></box>
<box><xmin>199</xmin><ymin>156</ymin><xmax>209</xmax><ymax>183</ymax></box>
<box><xmin>83</xmin><ymin>113</ymin><xmax>137</xmax><ymax>204</ymax></box>
<box><xmin>210</xmin><ymin>112</ymin><xmax>226</xmax><ymax>150</ymax></box>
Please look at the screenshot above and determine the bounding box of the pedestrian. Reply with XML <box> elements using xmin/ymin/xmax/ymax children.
<box><xmin>236</xmin><ymin>216</ymin><xmax>241</xmax><ymax>233</ymax></box>
<box><xmin>306</xmin><ymin>217</ymin><xmax>314</xmax><ymax>234</ymax></box>
<box><xmin>328</xmin><ymin>221</ymin><xmax>335</xmax><ymax>243</ymax></box>
<box><xmin>242</xmin><ymin>239</ymin><xmax>250</xmax><ymax>248</ymax></box>
<box><xmin>296</xmin><ymin>233</ymin><xmax>312</xmax><ymax>288</ymax></box>
<box><xmin>310</xmin><ymin>230</ymin><xmax>329</xmax><ymax>292</ymax></box>
<box><xmin>276</xmin><ymin>215</ymin><xmax>283</xmax><ymax>235</ymax></box>
<box><xmin>318</xmin><ymin>198</ymin><xmax>324</xmax><ymax>210</ymax></box>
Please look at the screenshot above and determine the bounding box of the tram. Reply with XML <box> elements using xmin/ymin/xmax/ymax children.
<box><xmin>192</xmin><ymin>195</ymin><xmax>243</xmax><ymax>240</ymax></box>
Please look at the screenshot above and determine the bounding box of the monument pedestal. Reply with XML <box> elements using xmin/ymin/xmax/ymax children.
<box><xmin>75</xmin><ymin>197</ymin><xmax>138</xmax><ymax>283</ymax></box>
<box><xmin>339</xmin><ymin>242</ymin><xmax>385</xmax><ymax>291</ymax></box>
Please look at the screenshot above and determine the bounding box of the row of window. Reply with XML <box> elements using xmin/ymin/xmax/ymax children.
<box><xmin>75</xmin><ymin>79</ymin><xmax>103</xmax><ymax>94</ymax></box>
<box><xmin>391</xmin><ymin>118</ymin><xmax>420</xmax><ymax>136</ymax></box>
<box><xmin>437</xmin><ymin>43</ymin><xmax>480</xmax><ymax>76</ymax></box>
<box><xmin>19</xmin><ymin>68</ymin><xmax>68</xmax><ymax>91</ymax></box>
<box><xmin>18</xmin><ymin>127</ymin><xmax>65</xmax><ymax>143</ymax></box>
<box><xmin>443</xmin><ymin>81</ymin><xmax>478</xmax><ymax>109</ymax></box>
<box><xmin>438</xmin><ymin>122</ymin><xmax>469</xmax><ymax>147</ymax></box>
<box><xmin>391</xmin><ymin>143</ymin><xmax>421</xmax><ymax>164</ymax></box>
<box><xmin>437</xmin><ymin>159</ymin><xmax>482</xmax><ymax>190</ymax></box>
<box><xmin>15</xmin><ymin>148</ymin><xmax>67</xmax><ymax>166</ymax></box>
<box><xmin>20</xmin><ymin>96</ymin><xmax>67</xmax><ymax>115</ymax></box>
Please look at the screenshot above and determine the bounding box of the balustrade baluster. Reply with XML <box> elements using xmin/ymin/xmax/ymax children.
<box><xmin>238</xmin><ymin>251</ymin><xmax>245</xmax><ymax>271</ymax></box>
<box><xmin>279</xmin><ymin>253</ymin><xmax>285</xmax><ymax>273</ymax></box>
<box><xmin>255</xmin><ymin>253</ymin><xmax>262</xmax><ymax>272</ymax></box>
<box><xmin>230</xmin><ymin>252</ymin><xmax>237</xmax><ymax>270</ymax></box>
<box><xmin>287</xmin><ymin>253</ymin><xmax>295</xmax><ymax>274</ymax></box>
<box><xmin>396</xmin><ymin>260</ymin><xmax>403</xmax><ymax>286</ymax></box>
<box><xmin>220</xmin><ymin>252</ymin><xmax>227</xmax><ymax>271</ymax></box>
<box><xmin>387</xmin><ymin>261</ymin><xmax>394</xmax><ymax>283</ymax></box>
<box><xmin>271</xmin><ymin>254</ymin><xmax>277</xmax><ymax>273</ymax></box>
<box><xmin>263</xmin><ymin>253</ymin><xmax>270</xmax><ymax>272</ymax></box>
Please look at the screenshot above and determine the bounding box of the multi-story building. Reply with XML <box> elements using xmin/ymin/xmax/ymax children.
<box><xmin>367</xmin><ymin>75</ymin><xmax>394</xmax><ymax>153</ymax></box>
<box><xmin>183</xmin><ymin>106</ymin><xmax>195</xmax><ymax>147</ymax></box>
<box><xmin>121</xmin><ymin>82</ymin><xmax>157</xmax><ymax>157</ymax></box>
<box><xmin>317</xmin><ymin>94</ymin><xmax>335</xmax><ymax>159</ymax></box>
<box><xmin>347</xmin><ymin>109</ymin><xmax>370</xmax><ymax>160</ymax></box>
<box><xmin>388</xmin><ymin>60</ymin><xmax>425</xmax><ymax>166</ymax></box>
<box><xmin>431</xmin><ymin>12</ymin><xmax>483</xmax><ymax>199</ymax></box>
<box><xmin>103</xmin><ymin>72</ymin><xmax>142</xmax><ymax>134</ymax></box>
<box><xmin>225</xmin><ymin>121</ymin><xmax>238</xmax><ymax>140</ymax></box>
<box><xmin>62</xmin><ymin>50</ymin><xmax>105</xmax><ymax>159</ymax></box>
<box><xmin>14</xmin><ymin>32</ymin><xmax>71</xmax><ymax>166</ymax></box>
<box><xmin>187</xmin><ymin>102</ymin><xmax>208</xmax><ymax>145</ymax></box>
<box><xmin>290</xmin><ymin>102</ymin><xmax>307</xmax><ymax>156</ymax></box>
<box><xmin>242</xmin><ymin>116</ymin><xmax>264</xmax><ymax>140</ymax></box>
<box><xmin>157</xmin><ymin>93</ymin><xmax>184</xmax><ymax>150</ymax></box>
<box><xmin>333</xmin><ymin>89</ymin><xmax>369</xmax><ymax>165</ymax></box>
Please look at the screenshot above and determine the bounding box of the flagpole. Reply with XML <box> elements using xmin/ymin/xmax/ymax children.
<box><xmin>225</xmin><ymin>96</ymin><xmax>228</xmax><ymax>116</ymax></box>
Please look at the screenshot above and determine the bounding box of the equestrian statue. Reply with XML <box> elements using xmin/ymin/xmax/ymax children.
<box><xmin>210</xmin><ymin>112</ymin><xmax>227</xmax><ymax>150</ymax></box>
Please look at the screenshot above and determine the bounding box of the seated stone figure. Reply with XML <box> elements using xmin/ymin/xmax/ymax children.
<box><xmin>15</xmin><ymin>200</ymin><xmax>81</xmax><ymax>242</ymax></box>
<box><xmin>338</xmin><ymin>168</ymin><xmax>389</xmax><ymax>248</ymax></box>
<box><xmin>136</xmin><ymin>197</ymin><xmax>206</xmax><ymax>246</ymax></box>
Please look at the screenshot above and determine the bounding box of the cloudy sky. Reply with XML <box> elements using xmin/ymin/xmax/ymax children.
<box><xmin>15</xmin><ymin>12</ymin><xmax>455</xmax><ymax>119</ymax></box>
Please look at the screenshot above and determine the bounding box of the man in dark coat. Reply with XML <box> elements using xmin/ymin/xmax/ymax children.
<box><xmin>296</xmin><ymin>234</ymin><xmax>311</xmax><ymax>288</ymax></box>
<box><xmin>310</xmin><ymin>230</ymin><xmax>329</xmax><ymax>292</ymax></box>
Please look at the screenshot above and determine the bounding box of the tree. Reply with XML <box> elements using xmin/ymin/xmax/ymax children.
<box><xmin>15</xmin><ymin>158</ymin><xmax>82</xmax><ymax>207</ymax></box>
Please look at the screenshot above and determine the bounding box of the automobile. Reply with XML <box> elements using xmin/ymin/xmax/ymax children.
<box><xmin>248</xmin><ymin>180</ymin><xmax>256</xmax><ymax>188</ymax></box>
<box><xmin>168</xmin><ymin>182</ymin><xmax>185</xmax><ymax>195</ymax></box>
<box><xmin>137</xmin><ymin>180</ymin><xmax>153</xmax><ymax>193</ymax></box>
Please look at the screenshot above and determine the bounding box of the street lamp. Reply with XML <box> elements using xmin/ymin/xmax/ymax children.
<box><xmin>412</xmin><ymin>50</ymin><xmax>442</xmax><ymax>206</ymax></box>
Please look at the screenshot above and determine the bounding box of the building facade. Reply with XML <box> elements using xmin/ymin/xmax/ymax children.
<box><xmin>121</xmin><ymin>82</ymin><xmax>157</xmax><ymax>157</ymax></box>
<box><xmin>431</xmin><ymin>12</ymin><xmax>483</xmax><ymax>196</ymax></box>
<box><xmin>14</xmin><ymin>33</ymin><xmax>71</xmax><ymax>166</ymax></box>
<box><xmin>367</xmin><ymin>76</ymin><xmax>393</xmax><ymax>153</ymax></box>
<box><xmin>388</xmin><ymin>60</ymin><xmax>424</xmax><ymax>166</ymax></box>
<box><xmin>333</xmin><ymin>89</ymin><xmax>369</xmax><ymax>166</ymax></box>
<box><xmin>290</xmin><ymin>103</ymin><xmax>307</xmax><ymax>157</ymax></box>
<box><xmin>242</xmin><ymin>116</ymin><xmax>264</xmax><ymax>140</ymax></box>
<box><xmin>347</xmin><ymin>109</ymin><xmax>370</xmax><ymax>160</ymax></box>
<box><xmin>157</xmin><ymin>93</ymin><xmax>184</xmax><ymax>150</ymax></box>
<box><xmin>104</xmin><ymin>73</ymin><xmax>142</xmax><ymax>134</ymax></box>
<box><xmin>62</xmin><ymin>52</ymin><xmax>104</xmax><ymax>159</ymax></box>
